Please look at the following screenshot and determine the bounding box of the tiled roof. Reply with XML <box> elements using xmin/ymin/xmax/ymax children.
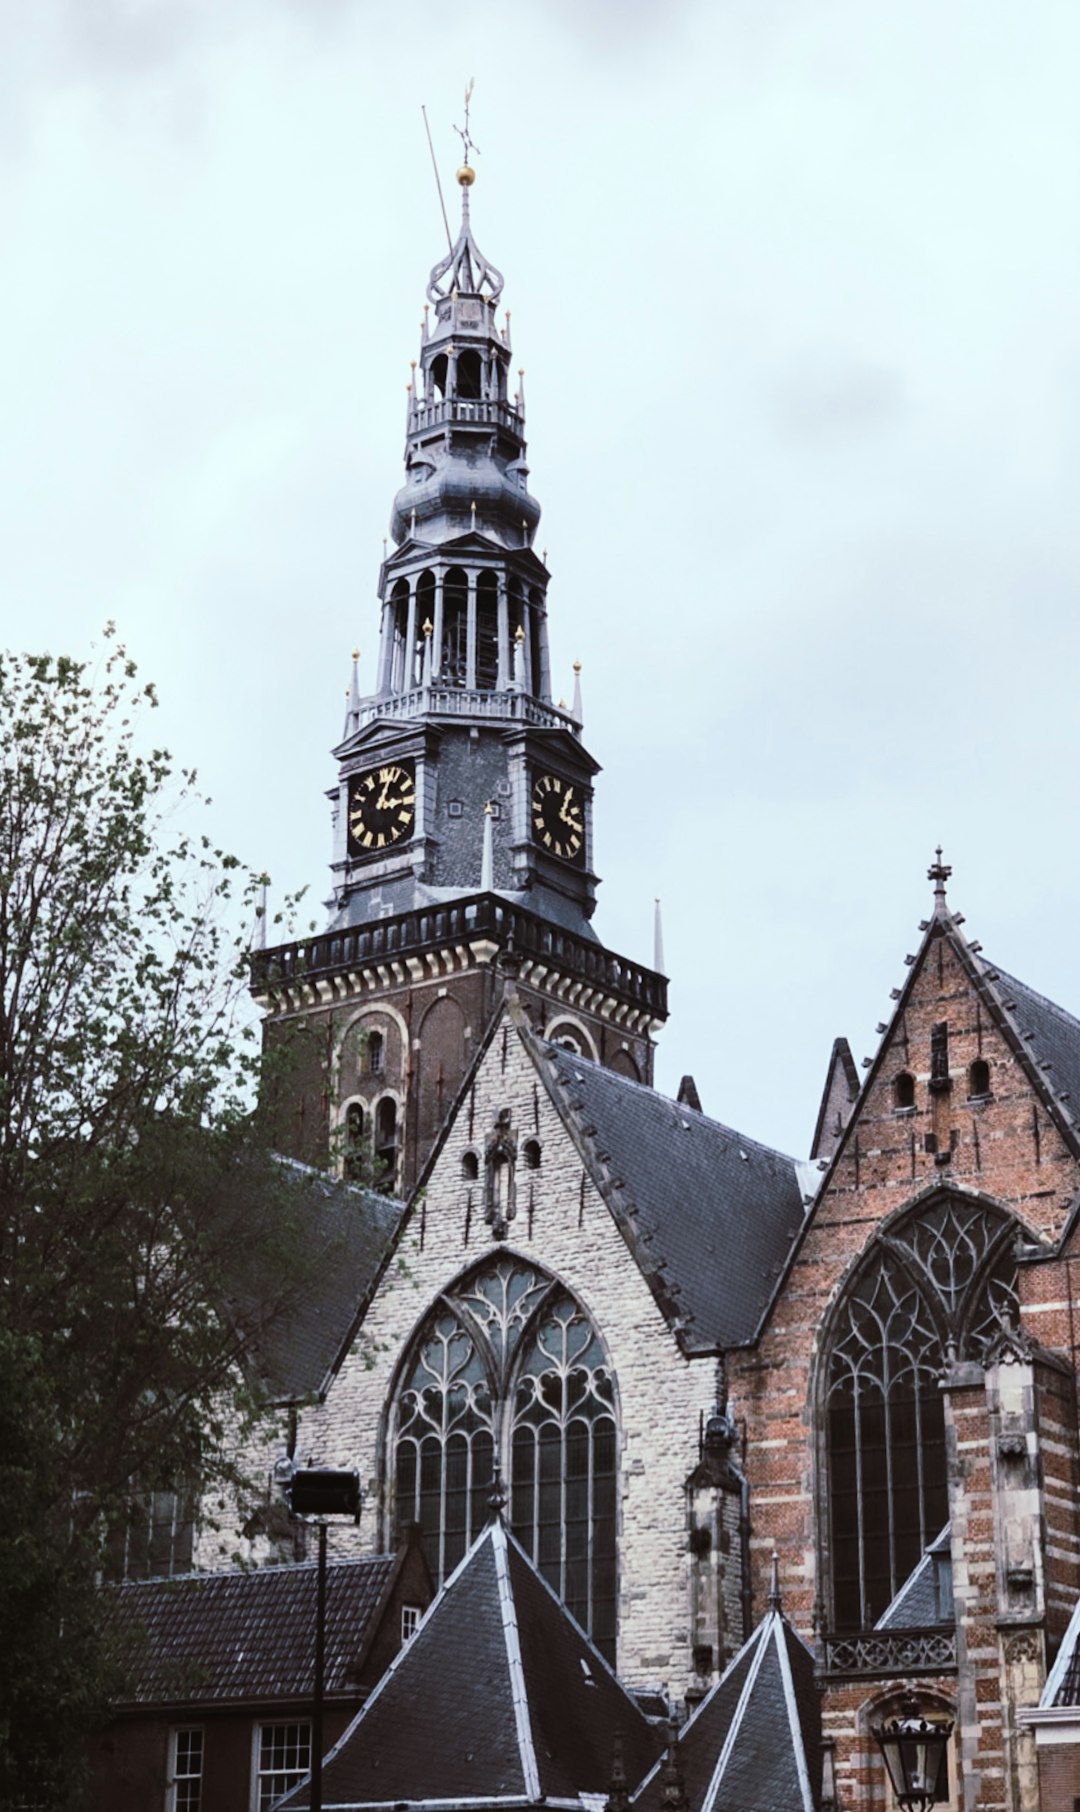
<box><xmin>634</xmin><ymin>1606</ymin><xmax>821</xmax><ymax>1812</ymax></box>
<box><xmin>875</xmin><ymin>1526</ymin><xmax>951</xmax><ymax>1630</ymax></box>
<box><xmin>245</xmin><ymin>1164</ymin><xmax>406</xmax><ymax>1400</ymax></box>
<box><xmin>278</xmin><ymin>1519</ymin><xmax>661</xmax><ymax>1809</ymax></box>
<box><xmin>537</xmin><ymin>1042</ymin><xmax>810</xmax><ymax>1352</ymax></box>
<box><xmin>106</xmin><ymin>1556</ymin><xmax>397</xmax><ymax>1708</ymax></box>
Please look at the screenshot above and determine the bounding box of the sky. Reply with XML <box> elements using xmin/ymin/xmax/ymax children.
<box><xmin>3</xmin><ymin>0</ymin><xmax>1080</xmax><ymax>1157</ymax></box>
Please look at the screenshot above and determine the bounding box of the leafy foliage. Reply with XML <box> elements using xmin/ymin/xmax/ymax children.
<box><xmin>0</xmin><ymin>631</ymin><xmax>333</xmax><ymax>1805</ymax></box>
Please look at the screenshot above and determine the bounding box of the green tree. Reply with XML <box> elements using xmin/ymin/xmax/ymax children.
<box><xmin>0</xmin><ymin>631</ymin><xmax>333</xmax><ymax>1806</ymax></box>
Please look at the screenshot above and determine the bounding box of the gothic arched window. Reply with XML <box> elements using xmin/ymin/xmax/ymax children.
<box><xmin>393</xmin><ymin>1257</ymin><xmax>617</xmax><ymax>1659</ymax></box>
<box><xmin>826</xmin><ymin>1196</ymin><xmax>1018</xmax><ymax>1633</ymax></box>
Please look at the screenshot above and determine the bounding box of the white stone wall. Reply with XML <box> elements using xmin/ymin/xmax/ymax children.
<box><xmin>274</xmin><ymin>1012</ymin><xmax>716</xmax><ymax>1694</ymax></box>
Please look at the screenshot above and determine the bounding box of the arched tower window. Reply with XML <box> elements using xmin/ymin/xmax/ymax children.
<box><xmin>416</xmin><ymin>570</ymin><xmax>435</xmax><ymax>665</ymax></box>
<box><xmin>456</xmin><ymin>349</ymin><xmax>482</xmax><ymax>399</ymax></box>
<box><xmin>366</xmin><ymin>1029</ymin><xmax>385</xmax><ymax>1076</ymax></box>
<box><xmin>476</xmin><ymin>572</ymin><xmax>499</xmax><ymax>690</ymax></box>
<box><xmin>392</xmin><ymin>1257</ymin><xmax>617</xmax><ymax>1660</ymax></box>
<box><xmin>343</xmin><ymin>1101</ymin><xmax>366</xmax><ymax>1183</ymax></box>
<box><xmin>390</xmin><ymin>577</ymin><xmax>410</xmax><ymax>692</ymax></box>
<box><xmin>374</xmin><ymin>1097</ymin><xmax>399</xmax><ymax>1193</ymax></box>
<box><xmin>441</xmin><ymin>568</ymin><xmax>468</xmax><ymax>689</ymax></box>
<box><xmin>825</xmin><ymin>1195</ymin><xmax>1018</xmax><ymax>1632</ymax></box>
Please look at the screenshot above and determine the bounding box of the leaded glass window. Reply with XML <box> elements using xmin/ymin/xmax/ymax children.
<box><xmin>827</xmin><ymin>1196</ymin><xmax>1017</xmax><ymax>1632</ymax></box>
<box><xmin>393</xmin><ymin>1257</ymin><xmax>617</xmax><ymax>1660</ymax></box>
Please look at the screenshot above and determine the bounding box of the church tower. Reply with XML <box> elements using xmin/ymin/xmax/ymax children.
<box><xmin>253</xmin><ymin>163</ymin><xmax>667</xmax><ymax>1193</ymax></box>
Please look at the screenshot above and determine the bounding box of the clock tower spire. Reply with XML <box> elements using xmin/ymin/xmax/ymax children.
<box><xmin>330</xmin><ymin>161</ymin><xmax>596</xmax><ymax>936</ymax></box>
<box><xmin>254</xmin><ymin>155</ymin><xmax>667</xmax><ymax>1191</ymax></box>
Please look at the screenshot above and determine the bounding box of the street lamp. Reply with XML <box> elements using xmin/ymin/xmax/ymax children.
<box><xmin>288</xmin><ymin>1468</ymin><xmax>362</xmax><ymax>1812</ymax></box>
<box><xmin>871</xmin><ymin>1696</ymin><xmax>953</xmax><ymax>1811</ymax></box>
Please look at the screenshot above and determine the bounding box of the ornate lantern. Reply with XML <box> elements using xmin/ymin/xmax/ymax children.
<box><xmin>871</xmin><ymin>1696</ymin><xmax>953</xmax><ymax>1811</ymax></box>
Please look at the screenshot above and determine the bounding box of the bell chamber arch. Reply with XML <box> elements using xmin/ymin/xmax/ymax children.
<box><xmin>390</xmin><ymin>1255</ymin><xmax>618</xmax><ymax>1660</ymax></box>
<box><xmin>824</xmin><ymin>1192</ymin><xmax>1019</xmax><ymax>1633</ymax></box>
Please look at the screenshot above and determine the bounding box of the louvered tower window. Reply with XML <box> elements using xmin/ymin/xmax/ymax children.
<box><xmin>827</xmin><ymin>1195</ymin><xmax>1018</xmax><ymax>1631</ymax></box>
<box><xmin>393</xmin><ymin>1257</ymin><xmax>617</xmax><ymax>1660</ymax></box>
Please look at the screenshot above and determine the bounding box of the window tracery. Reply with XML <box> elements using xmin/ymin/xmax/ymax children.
<box><xmin>392</xmin><ymin>1257</ymin><xmax>617</xmax><ymax>1659</ymax></box>
<box><xmin>826</xmin><ymin>1196</ymin><xmax>1018</xmax><ymax>1633</ymax></box>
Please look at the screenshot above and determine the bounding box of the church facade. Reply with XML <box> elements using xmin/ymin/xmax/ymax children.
<box><xmin>194</xmin><ymin>165</ymin><xmax>1080</xmax><ymax>1812</ymax></box>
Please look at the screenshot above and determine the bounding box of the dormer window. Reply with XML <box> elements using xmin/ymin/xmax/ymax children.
<box><xmin>968</xmin><ymin>1058</ymin><xmax>991</xmax><ymax>1100</ymax></box>
<box><xmin>894</xmin><ymin>1072</ymin><xmax>916</xmax><ymax>1111</ymax></box>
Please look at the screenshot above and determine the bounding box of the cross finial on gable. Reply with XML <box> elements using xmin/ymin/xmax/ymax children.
<box><xmin>928</xmin><ymin>845</ymin><xmax>952</xmax><ymax>917</ymax></box>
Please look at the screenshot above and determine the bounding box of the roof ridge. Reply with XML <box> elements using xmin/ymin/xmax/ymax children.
<box><xmin>772</xmin><ymin>1615</ymin><xmax>816</xmax><ymax>1812</ymax></box>
<box><xmin>492</xmin><ymin>1521</ymin><xmax>541</xmax><ymax>1798</ymax></box>
<box><xmin>699</xmin><ymin>1617</ymin><xmax>771</xmax><ymax>1812</ymax></box>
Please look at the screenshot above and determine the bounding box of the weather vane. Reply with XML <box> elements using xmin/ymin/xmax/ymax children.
<box><xmin>454</xmin><ymin>76</ymin><xmax>480</xmax><ymax>169</ymax></box>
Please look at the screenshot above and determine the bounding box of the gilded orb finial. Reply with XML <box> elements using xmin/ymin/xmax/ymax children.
<box><xmin>514</xmin><ymin>624</ymin><xmax>525</xmax><ymax>644</ymax></box>
<box><xmin>457</xmin><ymin>164</ymin><xmax>476</xmax><ymax>187</ymax></box>
<box><xmin>422</xmin><ymin>618</ymin><xmax>433</xmax><ymax>637</ymax></box>
<box><xmin>573</xmin><ymin>660</ymin><xmax>582</xmax><ymax>674</ymax></box>
<box><xmin>352</xmin><ymin>648</ymin><xmax>360</xmax><ymax>662</ymax></box>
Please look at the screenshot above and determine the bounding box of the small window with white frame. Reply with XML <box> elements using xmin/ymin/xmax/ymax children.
<box><xmin>253</xmin><ymin>1722</ymin><xmax>311</xmax><ymax>1811</ymax></box>
<box><xmin>169</xmin><ymin>1727</ymin><xmax>203</xmax><ymax>1812</ymax></box>
<box><xmin>401</xmin><ymin>1602</ymin><xmax>422</xmax><ymax>1644</ymax></box>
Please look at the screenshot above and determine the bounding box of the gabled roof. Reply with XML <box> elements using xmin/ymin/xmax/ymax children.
<box><xmin>633</xmin><ymin>1602</ymin><xmax>821</xmax><ymax>1812</ymax></box>
<box><xmin>776</xmin><ymin>882</ymin><xmax>1080</xmax><ymax>1312</ymax></box>
<box><xmin>809</xmin><ymin>1036</ymin><xmax>859</xmax><ymax>1163</ymax></box>
<box><xmin>105</xmin><ymin>1553</ymin><xmax>403</xmax><ymax>1709</ymax></box>
<box><xmin>533</xmin><ymin>1036</ymin><xmax>811</xmax><ymax>1353</ymax></box>
<box><xmin>277</xmin><ymin>1518</ymin><xmax>661</xmax><ymax>1810</ymax></box>
<box><xmin>248</xmin><ymin>1163</ymin><xmax>407</xmax><ymax>1401</ymax></box>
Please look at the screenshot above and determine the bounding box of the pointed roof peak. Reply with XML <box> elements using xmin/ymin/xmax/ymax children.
<box><xmin>427</xmin><ymin>168</ymin><xmax>505</xmax><ymax>305</ymax></box>
<box><xmin>928</xmin><ymin>844</ymin><xmax>952</xmax><ymax>919</ymax></box>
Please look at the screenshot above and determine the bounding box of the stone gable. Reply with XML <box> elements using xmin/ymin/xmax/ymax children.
<box><xmin>287</xmin><ymin>1007</ymin><xmax>718</xmax><ymax>1692</ymax></box>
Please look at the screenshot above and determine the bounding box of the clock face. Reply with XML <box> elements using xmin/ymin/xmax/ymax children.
<box><xmin>531</xmin><ymin>772</ymin><xmax>585</xmax><ymax>863</ymax></box>
<box><xmin>348</xmin><ymin>762</ymin><xmax>416</xmax><ymax>854</ymax></box>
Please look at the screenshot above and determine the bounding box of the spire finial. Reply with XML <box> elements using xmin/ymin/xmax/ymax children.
<box><xmin>604</xmin><ymin>1732</ymin><xmax>631</xmax><ymax>1812</ymax></box>
<box><xmin>659</xmin><ymin>1724</ymin><xmax>688</xmax><ymax>1812</ymax></box>
<box><xmin>768</xmin><ymin>1548</ymin><xmax>782</xmax><ymax>1612</ymax></box>
<box><xmin>571</xmin><ymin>660</ymin><xmax>583</xmax><ymax>726</ymax></box>
<box><xmin>487</xmin><ymin>1459</ymin><xmax>507</xmax><ymax>1518</ymax></box>
<box><xmin>654</xmin><ymin>897</ymin><xmax>665</xmax><ymax>974</ymax></box>
<box><xmin>928</xmin><ymin>845</ymin><xmax>952</xmax><ymax>918</ymax></box>
<box><xmin>454</xmin><ymin>76</ymin><xmax>479</xmax><ymax>189</ymax></box>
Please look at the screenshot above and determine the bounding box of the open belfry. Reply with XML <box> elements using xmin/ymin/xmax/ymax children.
<box><xmin>95</xmin><ymin>147</ymin><xmax>1080</xmax><ymax>1812</ymax></box>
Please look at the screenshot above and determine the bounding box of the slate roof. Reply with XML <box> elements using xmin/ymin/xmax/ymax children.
<box><xmin>247</xmin><ymin>1162</ymin><xmax>406</xmax><ymax>1400</ymax></box>
<box><xmin>105</xmin><ymin>1554</ymin><xmax>400</xmax><ymax>1708</ymax></box>
<box><xmin>875</xmin><ymin>1526</ymin><xmax>951</xmax><ymax>1630</ymax></box>
<box><xmin>1040</xmin><ymin>1591</ymin><xmax>1080</xmax><ymax>1708</ymax></box>
<box><xmin>277</xmin><ymin>1518</ymin><xmax>662</xmax><ymax>1809</ymax></box>
<box><xmin>633</xmin><ymin>1603</ymin><xmax>821</xmax><ymax>1812</ymax></box>
<box><xmin>985</xmin><ymin>963</ymin><xmax>1080</xmax><ymax>1119</ymax></box>
<box><xmin>535</xmin><ymin>1040</ymin><xmax>811</xmax><ymax>1353</ymax></box>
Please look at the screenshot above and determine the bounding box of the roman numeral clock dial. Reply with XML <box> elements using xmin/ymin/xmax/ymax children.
<box><xmin>348</xmin><ymin>762</ymin><xmax>416</xmax><ymax>854</ymax></box>
<box><xmin>531</xmin><ymin>772</ymin><xmax>585</xmax><ymax>864</ymax></box>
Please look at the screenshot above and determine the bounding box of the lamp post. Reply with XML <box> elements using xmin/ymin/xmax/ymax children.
<box><xmin>871</xmin><ymin>1695</ymin><xmax>953</xmax><ymax>1812</ymax></box>
<box><xmin>287</xmin><ymin>1468</ymin><xmax>362</xmax><ymax>1812</ymax></box>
